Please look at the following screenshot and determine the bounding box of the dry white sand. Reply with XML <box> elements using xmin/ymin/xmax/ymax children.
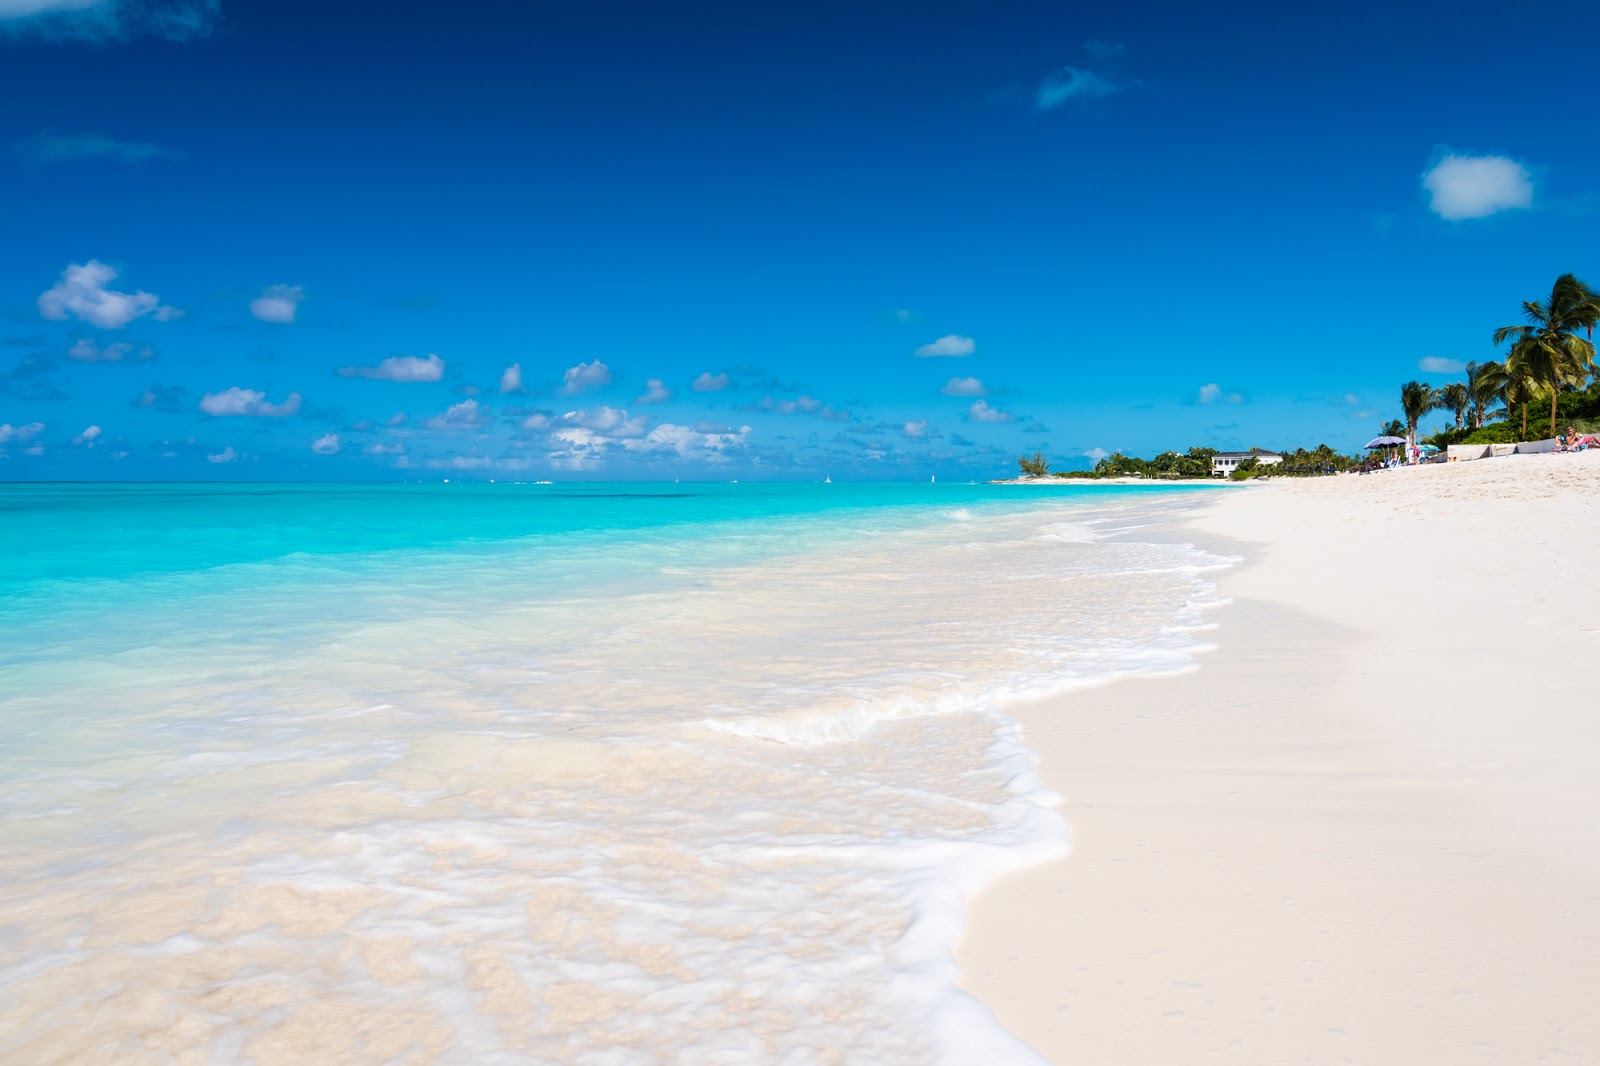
<box><xmin>960</xmin><ymin>451</ymin><xmax>1600</xmax><ymax>1063</ymax></box>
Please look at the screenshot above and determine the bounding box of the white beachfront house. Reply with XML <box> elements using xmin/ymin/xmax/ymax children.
<box><xmin>1211</xmin><ymin>448</ymin><xmax>1283</xmax><ymax>477</ymax></box>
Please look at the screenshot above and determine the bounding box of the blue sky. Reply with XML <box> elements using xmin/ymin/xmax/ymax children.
<box><xmin>2</xmin><ymin>0</ymin><xmax>1596</xmax><ymax>480</ymax></box>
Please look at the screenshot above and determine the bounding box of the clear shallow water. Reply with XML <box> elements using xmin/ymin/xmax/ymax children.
<box><xmin>0</xmin><ymin>482</ymin><xmax>1232</xmax><ymax>1064</ymax></box>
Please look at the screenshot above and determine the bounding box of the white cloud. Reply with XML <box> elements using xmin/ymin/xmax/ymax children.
<box><xmin>560</xmin><ymin>359</ymin><xmax>612</xmax><ymax>395</ymax></box>
<box><xmin>1084</xmin><ymin>447</ymin><xmax>1109</xmax><ymax>462</ymax></box>
<box><xmin>364</xmin><ymin>441</ymin><xmax>404</xmax><ymax>454</ymax></box>
<box><xmin>967</xmin><ymin>400</ymin><xmax>1014</xmax><ymax>423</ymax></box>
<box><xmin>250</xmin><ymin>284</ymin><xmax>303</xmax><ymax>324</ymax></box>
<box><xmin>913</xmin><ymin>334</ymin><xmax>975</xmax><ymax>358</ymax></box>
<box><xmin>498</xmin><ymin>362</ymin><xmax>524</xmax><ymax>394</ymax></box>
<box><xmin>72</xmin><ymin>424</ymin><xmax>101</xmax><ymax>445</ymax></box>
<box><xmin>199</xmin><ymin>386</ymin><xmax>302</xmax><ymax>417</ymax></box>
<box><xmin>1421</xmin><ymin>153</ymin><xmax>1533</xmax><ymax>220</ymax></box>
<box><xmin>691</xmin><ymin>371</ymin><xmax>730</xmax><ymax>392</ymax></box>
<box><xmin>635</xmin><ymin>378</ymin><xmax>671</xmax><ymax>404</ymax></box>
<box><xmin>902</xmin><ymin>419</ymin><xmax>930</xmax><ymax>440</ymax></box>
<box><xmin>560</xmin><ymin>405</ymin><xmax>648</xmax><ymax>438</ymax></box>
<box><xmin>521</xmin><ymin>412</ymin><xmax>553</xmax><ymax>431</ymax></box>
<box><xmin>1418</xmin><ymin>356</ymin><xmax>1466</xmax><ymax>374</ymax></box>
<box><xmin>622</xmin><ymin>423</ymin><xmax>751</xmax><ymax>461</ymax></box>
<box><xmin>310</xmin><ymin>432</ymin><xmax>340</xmax><ymax>455</ymax></box>
<box><xmin>338</xmin><ymin>353</ymin><xmax>445</xmax><ymax>382</ymax></box>
<box><xmin>206</xmin><ymin>446</ymin><xmax>237</xmax><ymax>464</ymax></box>
<box><xmin>0</xmin><ymin>421</ymin><xmax>45</xmax><ymax>443</ymax></box>
<box><xmin>1035</xmin><ymin>66</ymin><xmax>1120</xmax><ymax>110</ymax></box>
<box><xmin>940</xmin><ymin>375</ymin><xmax>988</xmax><ymax>396</ymax></box>
<box><xmin>67</xmin><ymin>338</ymin><xmax>148</xmax><ymax>362</ymax></box>
<box><xmin>1344</xmin><ymin>393</ymin><xmax>1362</xmax><ymax>405</ymax></box>
<box><xmin>423</xmin><ymin>398</ymin><xmax>490</xmax><ymax>430</ymax></box>
<box><xmin>38</xmin><ymin>260</ymin><xmax>177</xmax><ymax>329</ymax></box>
<box><xmin>1198</xmin><ymin>382</ymin><xmax>1244</xmax><ymax>405</ymax></box>
<box><xmin>386</xmin><ymin>411</ymin><xmax>408</xmax><ymax>426</ymax></box>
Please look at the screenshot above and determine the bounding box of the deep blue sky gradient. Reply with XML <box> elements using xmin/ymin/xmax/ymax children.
<box><xmin>3</xmin><ymin>0</ymin><xmax>1597</xmax><ymax>479</ymax></box>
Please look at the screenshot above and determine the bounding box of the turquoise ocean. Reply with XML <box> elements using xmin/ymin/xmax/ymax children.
<box><xmin>0</xmin><ymin>482</ymin><xmax>1231</xmax><ymax>1064</ymax></box>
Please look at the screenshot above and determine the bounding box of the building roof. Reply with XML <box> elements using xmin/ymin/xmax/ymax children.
<box><xmin>1213</xmin><ymin>448</ymin><xmax>1281</xmax><ymax>458</ymax></box>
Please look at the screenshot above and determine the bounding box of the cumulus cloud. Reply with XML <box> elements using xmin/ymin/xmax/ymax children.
<box><xmin>691</xmin><ymin>371</ymin><xmax>730</xmax><ymax>392</ymax></box>
<box><xmin>560</xmin><ymin>359</ymin><xmax>612</xmax><ymax>395</ymax></box>
<box><xmin>364</xmin><ymin>441</ymin><xmax>404</xmax><ymax>455</ymax></box>
<box><xmin>72</xmin><ymin>424</ymin><xmax>101</xmax><ymax>445</ymax></box>
<box><xmin>901</xmin><ymin>419</ymin><xmax>933</xmax><ymax>440</ymax></box>
<box><xmin>0</xmin><ymin>421</ymin><xmax>45</xmax><ymax>443</ymax></box>
<box><xmin>199</xmin><ymin>387</ymin><xmax>303</xmax><ymax>417</ymax></box>
<box><xmin>940</xmin><ymin>375</ymin><xmax>988</xmax><ymax>396</ymax></box>
<box><xmin>68</xmin><ymin>338</ymin><xmax>149</xmax><ymax>362</ymax></box>
<box><xmin>0</xmin><ymin>0</ymin><xmax>220</xmax><ymax>40</ymax></box>
<box><xmin>423</xmin><ymin>398</ymin><xmax>491</xmax><ymax>430</ymax></box>
<box><xmin>1421</xmin><ymin>153</ymin><xmax>1533</xmax><ymax>220</ymax></box>
<box><xmin>38</xmin><ymin>260</ymin><xmax>177</xmax><ymax>329</ymax></box>
<box><xmin>310</xmin><ymin>432</ymin><xmax>340</xmax><ymax>455</ymax></box>
<box><xmin>760</xmin><ymin>395</ymin><xmax>850</xmax><ymax>421</ymax></box>
<box><xmin>1419</xmin><ymin>356</ymin><xmax>1466</xmax><ymax>374</ymax></box>
<box><xmin>206</xmin><ymin>446</ymin><xmax>237</xmax><ymax>464</ymax></box>
<box><xmin>498</xmin><ymin>363</ymin><xmax>524</xmax><ymax>394</ymax></box>
<box><xmin>338</xmin><ymin>353</ymin><xmax>445</xmax><ymax>382</ymax></box>
<box><xmin>560</xmin><ymin>405</ymin><xmax>648</xmax><ymax>438</ymax></box>
<box><xmin>250</xmin><ymin>284</ymin><xmax>303</xmax><ymax>324</ymax></box>
<box><xmin>635</xmin><ymin>378</ymin><xmax>671</xmax><ymax>404</ymax></box>
<box><xmin>967</xmin><ymin>400</ymin><xmax>1014</xmax><ymax>423</ymax></box>
<box><xmin>15</xmin><ymin>132</ymin><xmax>180</xmax><ymax>164</ymax></box>
<box><xmin>622</xmin><ymin>423</ymin><xmax>750</xmax><ymax>461</ymax></box>
<box><xmin>1084</xmin><ymin>447</ymin><xmax>1109</xmax><ymax>462</ymax></box>
<box><xmin>913</xmin><ymin>334</ymin><xmax>975</xmax><ymax>358</ymax></box>
<box><xmin>1198</xmin><ymin>382</ymin><xmax>1244</xmax><ymax>404</ymax></box>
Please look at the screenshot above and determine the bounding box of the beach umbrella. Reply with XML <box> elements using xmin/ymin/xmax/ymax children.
<box><xmin>1364</xmin><ymin>435</ymin><xmax>1406</xmax><ymax>448</ymax></box>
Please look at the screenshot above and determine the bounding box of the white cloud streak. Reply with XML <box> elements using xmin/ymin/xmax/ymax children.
<box><xmin>498</xmin><ymin>363</ymin><xmax>524</xmax><ymax>394</ymax></box>
<box><xmin>940</xmin><ymin>376</ymin><xmax>987</xmax><ymax>396</ymax></box>
<box><xmin>913</xmin><ymin>334</ymin><xmax>975</xmax><ymax>358</ymax></box>
<box><xmin>339</xmin><ymin>353</ymin><xmax>445</xmax><ymax>382</ymax></box>
<box><xmin>199</xmin><ymin>387</ymin><xmax>302</xmax><ymax>417</ymax></box>
<box><xmin>691</xmin><ymin>371</ymin><xmax>730</xmax><ymax>392</ymax></box>
<box><xmin>310</xmin><ymin>432</ymin><xmax>340</xmax><ymax>455</ymax></box>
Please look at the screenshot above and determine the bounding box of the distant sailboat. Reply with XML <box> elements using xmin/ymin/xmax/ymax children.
<box><xmin>930</xmin><ymin>474</ymin><xmax>935</xmax><ymax>483</ymax></box>
<box><xmin>824</xmin><ymin>474</ymin><xmax>832</xmax><ymax>483</ymax></box>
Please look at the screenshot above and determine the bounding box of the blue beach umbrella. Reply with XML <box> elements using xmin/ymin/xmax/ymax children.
<box><xmin>1364</xmin><ymin>435</ymin><xmax>1406</xmax><ymax>448</ymax></box>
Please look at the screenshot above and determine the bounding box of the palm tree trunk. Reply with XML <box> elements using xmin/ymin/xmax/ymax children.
<box><xmin>1521</xmin><ymin>401</ymin><xmax>1528</xmax><ymax>437</ymax></box>
<box><xmin>1550</xmin><ymin>390</ymin><xmax>1559</xmax><ymax>439</ymax></box>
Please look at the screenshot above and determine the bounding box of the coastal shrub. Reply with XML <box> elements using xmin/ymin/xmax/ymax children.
<box><xmin>1017</xmin><ymin>450</ymin><xmax>1050</xmax><ymax>477</ymax></box>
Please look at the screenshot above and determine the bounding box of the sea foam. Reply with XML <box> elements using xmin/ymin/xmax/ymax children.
<box><xmin>0</xmin><ymin>486</ymin><xmax>1230</xmax><ymax>1063</ymax></box>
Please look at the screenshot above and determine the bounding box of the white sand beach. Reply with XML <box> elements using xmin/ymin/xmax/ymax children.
<box><xmin>961</xmin><ymin>452</ymin><xmax>1600</xmax><ymax>1063</ymax></box>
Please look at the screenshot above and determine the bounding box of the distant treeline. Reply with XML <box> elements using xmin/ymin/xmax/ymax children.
<box><xmin>1017</xmin><ymin>445</ymin><xmax>1358</xmax><ymax>481</ymax></box>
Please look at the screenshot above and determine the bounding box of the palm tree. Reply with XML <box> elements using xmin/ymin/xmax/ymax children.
<box><xmin>1464</xmin><ymin>360</ymin><xmax>1503</xmax><ymax>428</ymax></box>
<box><xmin>1399</xmin><ymin>380</ymin><xmax>1441</xmax><ymax>459</ymax></box>
<box><xmin>1478</xmin><ymin>358</ymin><xmax>1541</xmax><ymax>437</ymax></box>
<box><xmin>1439</xmin><ymin>382</ymin><xmax>1470</xmax><ymax>429</ymax></box>
<box><xmin>1493</xmin><ymin>274</ymin><xmax>1600</xmax><ymax>437</ymax></box>
<box><xmin>1379</xmin><ymin>418</ymin><xmax>1405</xmax><ymax>438</ymax></box>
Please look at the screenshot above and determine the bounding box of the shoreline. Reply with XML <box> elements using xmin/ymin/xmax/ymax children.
<box><xmin>960</xmin><ymin>452</ymin><xmax>1600</xmax><ymax>1062</ymax></box>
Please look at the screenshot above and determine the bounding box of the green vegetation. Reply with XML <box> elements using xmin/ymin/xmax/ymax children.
<box><xmin>1034</xmin><ymin>444</ymin><xmax>1357</xmax><ymax>481</ymax></box>
<box><xmin>1373</xmin><ymin>273</ymin><xmax>1600</xmax><ymax>455</ymax></box>
<box><xmin>1016</xmin><ymin>449</ymin><xmax>1051</xmax><ymax>477</ymax></box>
